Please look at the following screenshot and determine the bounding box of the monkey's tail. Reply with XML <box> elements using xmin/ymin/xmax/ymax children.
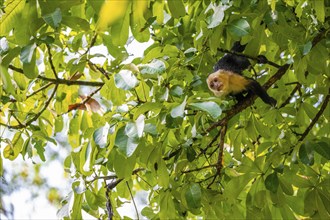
<box><xmin>248</xmin><ymin>80</ymin><xmax>277</xmax><ymax>106</ymax></box>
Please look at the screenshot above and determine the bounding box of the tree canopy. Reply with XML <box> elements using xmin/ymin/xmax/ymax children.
<box><xmin>0</xmin><ymin>0</ymin><xmax>329</xmax><ymax>219</ymax></box>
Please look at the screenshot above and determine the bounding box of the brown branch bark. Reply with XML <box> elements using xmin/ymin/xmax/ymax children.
<box><xmin>207</xmin><ymin>123</ymin><xmax>227</xmax><ymax>188</ymax></box>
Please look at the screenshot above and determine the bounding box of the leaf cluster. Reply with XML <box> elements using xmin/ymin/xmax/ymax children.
<box><xmin>0</xmin><ymin>0</ymin><xmax>329</xmax><ymax>219</ymax></box>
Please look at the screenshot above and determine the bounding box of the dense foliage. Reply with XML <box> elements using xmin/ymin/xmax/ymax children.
<box><xmin>1</xmin><ymin>0</ymin><xmax>329</xmax><ymax>219</ymax></box>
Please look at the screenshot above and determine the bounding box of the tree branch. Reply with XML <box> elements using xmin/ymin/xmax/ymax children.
<box><xmin>280</xmin><ymin>83</ymin><xmax>302</xmax><ymax>108</ymax></box>
<box><xmin>207</xmin><ymin>123</ymin><xmax>227</xmax><ymax>188</ymax></box>
<box><xmin>88</xmin><ymin>168</ymin><xmax>145</xmax><ymax>184</ymax></box>
<box><xmin>126</xmin><ymin>181</ymin><xmax>139</xmax><ymax>220</ymax></box>
<box><xmin>8</xmin><ymin>65</ymin><xmax>104</xmax><ymax>87</ymax></box>
<box><xmin>298</xmin><ymin>92</ymin><xmax>330</xmax><ymax>142</ymax></box>
<box><xmin>9</xmin><ymin>82</ymin><xmax>53</xmax><ymax>103</ymax></box>
<box><xmin>181</xmin><ymin>164</ymin><xmax>216</xmax><ymax>174</ymax></box>
<box><xmin>1</xmin><ymin>84</ymin><xmax>58</xmax><ymax>129</ymax></box>
<box><xmin>60</xmin><ymin>86</ymin><xmax>103</xmax><ymax>115</ymax></box>
<box><xmin>46</xmin><ymin>44</ymin><xmax>58</xmax><ymax>79</ymax></box>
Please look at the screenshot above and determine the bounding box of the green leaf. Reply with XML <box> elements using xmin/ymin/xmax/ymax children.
<box><xmin>80</xmin><ymin>141</ymin><xmax>98</xmax><ymax>176</ymax></box>
<box><xmin>13</xmin><ymin>71</ymin><xmax>27</xmax><ymax>90</ymax></box>
<box><xmin>189</xmin><ymin>101</ymin><xmax>222</xmax><ymax>119</ymax></box>
<box><xmin>0</xmin><ymin>153</ymin><xmax>3</xmax><ymax>176</ymax></box>
<box><xmin>299</xmin><ymin>142</ymin><xmax>314</xmax><ymax>165</ymax></box>
<box><xmin>115</xmin><ymin>127</ymin><xmax>139</xmax><ymax>157</ymax></box>
<box><xmin>111</xmin><ymin>5</ymin><xmax>130</xmax><ymax>46</ymax></box>
<box><xmin>314</xmin><ymin>141</ymin><xmax>330</xmax><ymax>160</ymax></box>
<box><xmin>300</xmin><ymin>41</ymin><xmax>312</xmax><ymax>55</ymax></box>
<box><xmin>130</xmin><ymin>0</ymin><xmax>149</xmax><ymax>42</ymax></box>
<box><xmin>0</xmin><ymin>65</ymin><xmax>15</xmax><ymax>94</ymax></box>
<box><xmin>114</xmin><ymin>70</ymin><xmax>139</xmax><ymax>90</ymax></box>
<box><xmin>185</xmin><ymin>183</ymin><xmax>202</xmax><ymax>209</ymax></box>
<box><xmin>313</xmin><ymin>0</ymin><xmax>325</xmax><ymax>22</ymax></box>
<box><xmin>113</xmin><ymin>150</ymin><xmax>136</xmax><ymax>179</ymax></box>
<box><xmin>85</xmin><ymin>190</ymin><xmax>98</xmax><ymax>210</ymax></box>
<box><xmin>265</xmin><ymin>172</ymin><xmax>279</xmax><ymax>193</ymax></box>
<box><xmin>102</xmin><ymin>77</ymin><xmax>126</xmax><ymax>106</ymax></box>
<box><xmin>167</xmin><ymin>0</ymin><xmax>186</xmax><ymax>18</ymax></box>
<box><xmin>171</xmin><ymin>96</ymin><xmax>187</xmax><ymax>118</ymax></box>
<box><xmin>141</xmin><ymin>207</ymin><xmax>156</xmax><ymax>219</ymax></box>
<box><xmin>20</xmin><ymin>43</ymin><xmax>37</xmax><ymax>64</ymax></box>
<box><xmin>34</xmin><ymin>141</ymin><xmax>46</xmax><ymax>162</ymax></box>
<box><xmin>70</xmin><ymin>193</ymin><xmax>83</xmax><ymax>220</ymax></box>
<box><xmin>133</xmin><ymin>102</ymin><xmax>163</xmax><ymax>120</ymax></box>
<box><xmin>42</xmin><ymin>8</ymin><xmax>62</xmax><ymax>28</ymax></box>
<box><xmin>139</xmin><ymin>59</ymin><xmax>166</xmax><ymax>77</ymax></box>
<box><xmin>61</xmin><ymin>16</ymin><xmax>90</xmax><ymax>31</ymax></box>
<box><xmin>3</xmin><ymin>132</ymin><xmax>23</xmax><ymax>160</ymax></box>
<box><xmin>186</xmin><ymin>145</ymin><xmax>196</xmax><ymax>162</ymax></box>
<box><xmin>2</xmin><ymin>46</ymin><xmax>21</xmax><ymax>66</ymax></box>
<box><xmin>135</xmin><ymin>114</ymin><xmax>145</xmax><ymax>138</ymax></box>
<box><xmin>20</xmin><ymin>43</ymin><xmax>38</xmax><ymax>79</ymax></box>
<box><xmin>227</xmin><ymin>19</ymin><xmax>251</xmax><ymax>37</ymax></box>
<box><xmin>0</xmin><ymin>0</ymin><xmax>25</xmax><ymax>36</ymax></box>
<box><xmin>206</xmin><ymin>2</ymin><xmax>226</xmax><ymax>28</ymax></box>
<box><xmin>93</xmin><ymin>125</ymin><xmax>108</xmax><ymax>149</ymax></box>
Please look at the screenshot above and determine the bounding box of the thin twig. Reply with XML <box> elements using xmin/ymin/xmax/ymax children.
<box><xmin>280</xmin><ymin>83</ymin><xmax>302</xmax><ymax>108</ymax></box>
<box><xmin>9</xmin><ymin>82</ymin><xmax>54</xmax><ymax>103</ymax></box>
<box><xmin>46</xmin><ymin>44</ymin><xmax>58</xmax><ymax>79</ymax></box>
<box><xmin>126</xmin><ymin>181</ymin><xmax>139</xmax><ymax>220</ymax></box>
<box><xmin>105</xmin><ymin>185</ymin><xmax>113</xmax><ymax>220</ymax></box>
<box><xmin>298</xmin><ymin>93</ymin><xmax>330</xmax><ymax>142</ymax></box>
<box><xmin>84</xmin><ymin>33</ymin><xmax>98</xmax><ymax>55</ymax></box>
<box><xmin>0</xmin><ymin>84</ymin><xmax>58</xmax><ymax>129</ymax></box>
<box><xmin>60</xmin><ymin>86</ymin><xmax>103</xmax><ymax>115</ymax></box>
<box><xmin>87</xmin><ymin>168</ymin><xmax>145</xmax><ymax>184</ymax></box>
<box><xmin>8</xmin><ymin>65</ymin><xmax>104</xmax><ymax>87</ymax></box>
<box><xmin>182</xmin><ymin>164</ymin><xmax>216</xmax><ymax>174</ymax></box>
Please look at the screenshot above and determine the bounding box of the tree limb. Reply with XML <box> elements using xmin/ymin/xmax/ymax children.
<box><xmin>46</xmin><ymin>44</ymin><xmax>58</xmax><ymax>79</ymax></box>
<box><xmin>1</xmin><ymin>84</ymin><xmax>58</xmax><ymax>129</ymax></box>
<box><xmin>298</xmin><ymin>92</ymin><xmax>330</xmax><ymax>142</ymax></box>
<box><xmin>8</xmin><ymin>65</ymin><xmax>105</xmax><ymax>87</ymax></box>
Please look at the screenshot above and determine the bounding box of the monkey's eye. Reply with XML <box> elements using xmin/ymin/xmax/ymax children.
<box><xmin>213</xmin><ymin>78</ymin><xmax>218</xmax><ymax>82</ymax></box>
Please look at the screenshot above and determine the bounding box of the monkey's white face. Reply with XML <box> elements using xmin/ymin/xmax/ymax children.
<box><xmin>207</xmin><ymin>71</ymin><xmax>229</xmax><ymax>97</ymax></box>
<box><xmin>208</xmin><ymin>76</ymin><xmax>223</xmax><ymax>91</ymax></box>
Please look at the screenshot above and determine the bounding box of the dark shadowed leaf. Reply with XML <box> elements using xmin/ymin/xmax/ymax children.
<box><xmin>265</xmin><ymin>172</ymin><xmax>279</xmax><ymax>193</ymax></box>
<box><xmin>299</xmin><ymin>142</ymin><xmax>314</xmax><ymax>165</ymax></box>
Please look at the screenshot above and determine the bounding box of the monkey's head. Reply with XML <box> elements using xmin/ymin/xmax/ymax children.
<box><xmin>207</xmin><ymin>70</ymin><xmax>229</xmax><ymax>97</ymax></box>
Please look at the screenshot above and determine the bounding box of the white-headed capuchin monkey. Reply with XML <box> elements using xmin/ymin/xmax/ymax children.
<box><xmin>207</xmin><ymin>42</ymin><xmax>277</xmax><ymax>106</ymax></box>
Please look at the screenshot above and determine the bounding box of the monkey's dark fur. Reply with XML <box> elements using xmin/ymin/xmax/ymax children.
<box><xmin>207</xmin><ymin>42</ymin><xmax>276</xmax><ymax>106</ymax></box>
